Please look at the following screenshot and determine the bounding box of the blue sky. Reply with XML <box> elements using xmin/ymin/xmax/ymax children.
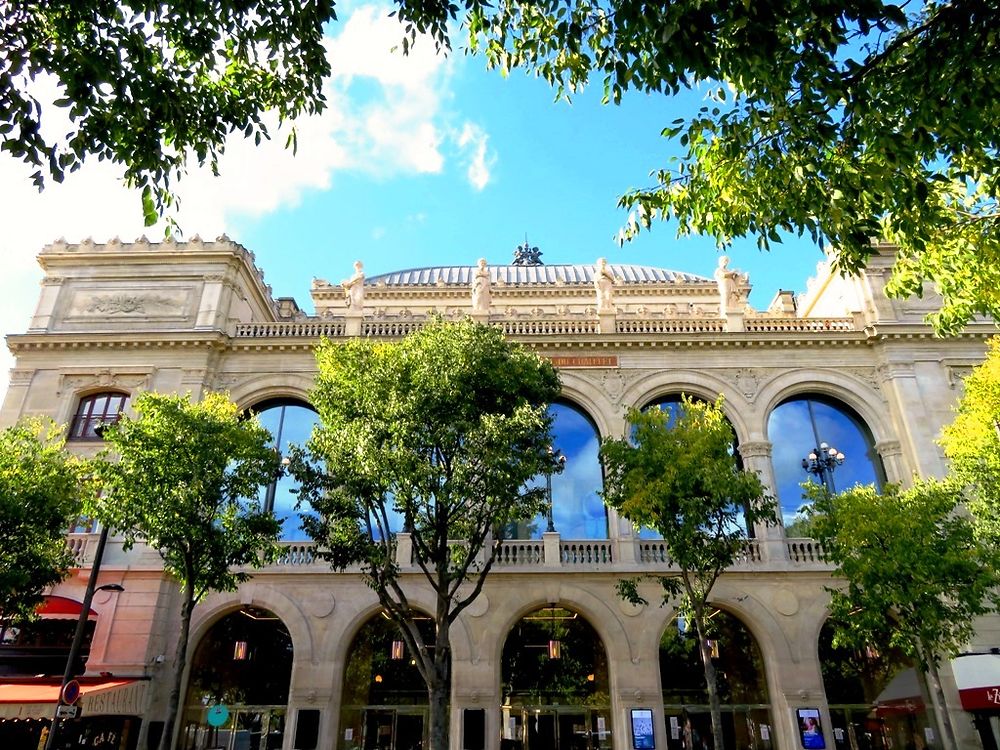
<box><xmin>0</xmin><ymin>2</ymin><xmax>830</xmax><ymax>401</ymax></box>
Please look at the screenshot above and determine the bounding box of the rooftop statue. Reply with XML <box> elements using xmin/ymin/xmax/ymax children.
<box><xmin>594</xmin><ymin>257</ymin><xmax>616</xmax><ymax>313</ymax></box>
<box><xmin>471</xmin><ymin>258</ymin><xmax>491</xmax><ymax>314</ymax></box>
<box><xmin>714</xmin><ymin>255</ymin><xmax>747</xmax><ymax>315</ymax></box>
<box><xmin>512</xmin><ymin>241</ymin><xmax>543</xmax><ymax>266</ymax></box>
<box><xmin>342</xmin><ymin>260</ymin><xmax>365</xmax><ymax>310</ymax></box>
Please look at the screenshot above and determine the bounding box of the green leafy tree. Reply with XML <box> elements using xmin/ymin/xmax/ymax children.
<box><xmin>600</xmin><ymin>396</ymin><xmax>774</xmax><ymax>750</ymax></box>
<box><xmin>806</xmin><ymin>480</ymin><xmax>1000</xmax><ymax>750</ymax></box>
<box><xmin>94</xmin><ymin>392</ymin><xmax>281</xmax><ymax>750</ymax></box>
<box><xmin>941</xmin><ymin>336</ymin><xmax>1000</xmax><ymax>547</ymax></box>
<box><xmin>291</xmin><ymin>319</ymin><xmax>561</xmax><ymax>750</ymax></box>
<box><xmin>3</xmin><ymin>1</ymin><xmax>334</xmax><ymax>224</ymax></box>
<box><xmin>396</xmin><ymin>1</ymin><xmax>1000</xmax><ymax>334</ymax></box>
<box><xmin>0</xmin><ymin>419</ymin><xmax>87</xmax><ymax>635</ymax></box>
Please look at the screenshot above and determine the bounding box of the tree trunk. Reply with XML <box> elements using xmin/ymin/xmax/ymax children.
<box><xmin>693</xmin><ymin>608</ymin><xmax>725</xmax><ymax>750</ymax></box>
<box><xmin>427</xmin><ymin>661</ymin><xmax>450</xmax><ymax>750</ymax></box>
<box><xmin>158</xmin><ymin>582</ymin><xmax>195</xmax><ymax>750</ymax></box>
<box><xmin>924</xmin><ymin>654</ymin><xmax>958</xmax><ymax>750</ymax></box>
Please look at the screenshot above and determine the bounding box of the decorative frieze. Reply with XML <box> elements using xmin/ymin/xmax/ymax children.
<box><xmin>57</xmin><ymin>369</ymin><xmax>151</xmax><ymax>396</ymax></box>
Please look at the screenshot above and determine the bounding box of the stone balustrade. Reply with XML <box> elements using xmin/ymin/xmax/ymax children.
<box><xmin>232</xmin><ymin>316</ymin><xmax>857</xmax><ymax>339</ymax></box>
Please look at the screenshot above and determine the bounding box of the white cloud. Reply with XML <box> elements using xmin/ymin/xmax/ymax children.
<box><xmin>0</xmin><ymin>3</ymin><xmax>495</xmax><ymax>404</ymax></box>
<box><xmin>457</xmin><ymin>122</ymin><xmax>496</xmax><ymax>191</ymax></box>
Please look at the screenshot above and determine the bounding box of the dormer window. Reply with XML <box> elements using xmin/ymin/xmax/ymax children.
<box><xmin>68</xmin><ymin>392</ymin><xmax>129</xmax><ymax>441</ymax></box>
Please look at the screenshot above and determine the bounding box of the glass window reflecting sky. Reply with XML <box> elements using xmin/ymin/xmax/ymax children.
<box><xmin>254</xmin><ymin>399</ymin><xmax>319</xmax><ymax>542</ymax></box>
<box><xmin>512</xmin><ymin>402</ymin><xmax>607</xmax><ymax>540</ymax></box>
<box><xmin>767</xmin><ymin>396</ymin><xmax>883</xmax><ymax>525</ymax></box>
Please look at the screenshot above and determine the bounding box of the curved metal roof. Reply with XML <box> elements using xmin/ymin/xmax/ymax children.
<box><xmin>366</xmin><ymin>263</ymin><xmax>711</xmax><ymax>286</ymax></box>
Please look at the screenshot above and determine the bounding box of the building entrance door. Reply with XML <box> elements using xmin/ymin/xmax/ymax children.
<box><xmin>504</xmin><ymin>708</ymin><xmax>612</xmax><ymax>750</ymax></box>
<box><xmin>362</xmin><ymin>708</ymin><xmax>426</xmax><ymax>750</ymax></box>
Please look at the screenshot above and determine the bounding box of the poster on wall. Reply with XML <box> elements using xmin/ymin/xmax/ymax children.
<box><xmin>796</xmin><ymin>708</ymin><xmax>826</xmax><ymax>749</ymax></box>
<box><xmin>631</xmin><ymin>708</ymin><xmax>655</xmax><ymax>749</ymax></box>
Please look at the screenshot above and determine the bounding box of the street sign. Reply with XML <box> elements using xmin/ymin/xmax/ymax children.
<box><xmin>206</xmin><ymin>705</ymin><xmax>230</xmax><ymax>727</ymax></box>
<box><xmin>55</xmin><ymin>705</ymin><xmax>79</xmax><ymax>719</ymax></box>
<box><xmin>61</xmin><ymin>680</ymin><xmax>81</xmax><ymax>706</ymax></box>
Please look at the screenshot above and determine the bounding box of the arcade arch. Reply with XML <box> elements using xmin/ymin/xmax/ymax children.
<box><xmin>658</xmin><ymin>608</ymin><xmax>773</xmax><ymax>750</ymax></box>
<box><xmin>500</xmin><ymin>604</ymin><xmax>612</xmax><ymax>750</ymax></box>
<box><xmin>819</xmin><ymin>619</ymin><xmax>931</xmax><ymax>750</ymax></box>
<box><xmin>337</xmin><ymin>611</ymin><xmax>436</xmax><ymax>750</ymax></box>
<box><xmin>180</xmin><ymin>606</ymin><xmax>293</xmax><ymax>750</ymax></box>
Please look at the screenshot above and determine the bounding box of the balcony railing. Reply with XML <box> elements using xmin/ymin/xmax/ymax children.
<box><xmin>261</xmin><ymin>536</ymin><xmax>822</xmax><ymax>571</ymax></box>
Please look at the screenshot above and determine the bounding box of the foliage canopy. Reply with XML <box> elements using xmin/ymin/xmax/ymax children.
<box><xmin>293</xmin><ymin>319</ymin><xmax>561</xmax><ymax>750</ymax></box>
<box><xmin>402</xmin><ymin>0</ymin><xmax>1000</xmax><ymax>334</ymax></box>
<box><xmin>807</xmin><ymin>479</ymin><xmax>1000</xmax><ymax>749</ymax></box>
<box><xmin>95</xmin><ymin>391</ymin><xmax>281</xmax><ymax>750</ymax></box>
<box><xmin>0</xmin><ymin>419</ymin><xmax>87</xmax><ymax>627</ymax></box>
<box><xmin>2</xmin><ymin>1</ymin><xmax>334</xmax><ymax>224</ymax></box>
<box><xmin>941</xmin><ymin>337</ymin><xmax>1000</xmax><ymax>548</ymax></box>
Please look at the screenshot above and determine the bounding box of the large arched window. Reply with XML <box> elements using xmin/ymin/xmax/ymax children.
<box><xmin>636</xmin><ymin>395</ymin><xmax>749</xmax><ymax>539</ymax></box>
<box><xmin>250</xmin><ymin>399</ymin><xmax>319</xmax><ymax>542</ymax></box>
<box><xmin>767</xmin><ymin>395</ymin><xmax>884</xmax><ymax>527</ymax></box>
<box><xmin>509</xmin><ymin>401</ymin><xmax>606</xmax><ymax>540</ymax></box>
<box><xmin>68</xmin><ymin>392</ymin><xmax>129</xmax><ymax>440</ymax></box>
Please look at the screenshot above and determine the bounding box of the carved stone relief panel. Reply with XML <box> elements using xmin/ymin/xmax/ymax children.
<box><xmin>59</xmin><ymin>282</ymin><xmax>198</xmax><ymax>327</ymax></box>
<box><xmin>57</xmin><ymin>369</ymin><xmax>152</xmax><ymax>397</ymax></box>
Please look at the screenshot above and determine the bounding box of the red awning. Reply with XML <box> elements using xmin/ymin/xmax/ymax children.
<box><xmin>0</xmin><ymin>680</ymin><xmax>133</xmax><ymax>705</ymax></box>
<box><xmin>34</xmin><ymin>596</ymin><xmax>96</xmax><ymax>619</ymax></box>
<box><xmin>953</xmin><ymin>654</ymin><xmax>1000</xmax><ymax>711</ymax></box>
<box><xmin>0</xmin><ymin>679</ymin><xmax>142</xmax><ymax>720</ymax></box>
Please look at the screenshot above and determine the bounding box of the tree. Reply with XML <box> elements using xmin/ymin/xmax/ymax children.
<box><xmin>94</xmin><ymin>392</ymin><xmax>282</xmax><ymax>750</ymax></box>
<box><xmin>291</xmin><ymin>319</ymin><xmax>562</xmax><ymax>750</ymax></box>
<box><xmin>805</xmin><ymin>480</ymin><xmax>1000</xmax><ymax>750</ymax></box>
<box><xmin>940</xmin><ymin>336</ymin><xmax>1000</xmax><ymax>547</ymax></box>
<box><xmin>0</xmin><ymin>419</ymin><xmax>87</xmax><ymax>635</ymax></box>
<box><xmin>399</xmin><ymin>0</ymin><xmax>1000</xmax><ymax>334</ymax></box>
<box><xmin>3</xmin><ymin>1</ymin><xmax>334</xmax><ymax>224</ymax></box>
<box><xmin>600</xmin><ymin>396</ymin><xmax>774</xmax><ymax>750</ymax></box>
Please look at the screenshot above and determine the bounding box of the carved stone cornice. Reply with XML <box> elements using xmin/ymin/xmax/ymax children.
<box><xmin>57</xmin><ymin>369</ymin><xmax>152</xmax><ymax>396</ymax></box>
<box><xmin>8</xmin><ymin>369</ymin><xmax>34</xmax><ymax>387</ymax></box>
<box><xmin>738</xmin><ymin>441</ymin><xmax>773</xmax><ymax>460</ymax></box>
<box><xmin>875</xmin><ymin>440</ymin><xmax>903</xmax><ymax>459</ymax></box>
<box><xmin>876</xmin><ymin>361</ymin><xmax>916</xmax><ymax>381</ymax></box>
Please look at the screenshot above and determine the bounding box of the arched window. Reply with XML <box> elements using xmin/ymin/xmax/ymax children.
<box><xmin>509</xmin><ymin>401</ymin><xmax>606</xmax><ymax>540</ymax></box>
<box><xmin>250</xmin><ymin>399</ymin><xmax>319</xmax><ymax>542</ymax></box>
<box><xmin>68</xmin><ymin>392</ymin><xmax>129</xmax><ymax>440</ymax></box>
<box><xmin>767</xmin><ymin>395</ymin><xmax>884</xmax><ymax>527</ymax></box>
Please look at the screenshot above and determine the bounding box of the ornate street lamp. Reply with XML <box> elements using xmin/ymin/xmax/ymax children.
<box><xmin>545</xmin><ymin>448</ymin><xmax>566</xmax><ymax>533</ymax></box>
<box><xmin>802</xmin><ymin>441</ymin><xmax>845</xmax><ymax>493</ymax></box>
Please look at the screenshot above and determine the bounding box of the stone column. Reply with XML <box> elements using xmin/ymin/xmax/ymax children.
<box><xmin>738</xmin><ymin>440</ymin><xmax>787</xmax><ymax>561</ymax></box>
<box><xmin>877</xmin><ymin>361</ymin><xmax>941</xmax><ymax>479</ymax></box>
<box><xmin>875</xmin><ymin>439</ymin><xmax>906</xmax><ymax>485</ymax></box>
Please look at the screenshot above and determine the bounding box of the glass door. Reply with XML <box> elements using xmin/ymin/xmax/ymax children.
<box><xmin>362</xmin><ymin>709</ymin><xmax>426</xmax><ymax>750</ymax></box>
